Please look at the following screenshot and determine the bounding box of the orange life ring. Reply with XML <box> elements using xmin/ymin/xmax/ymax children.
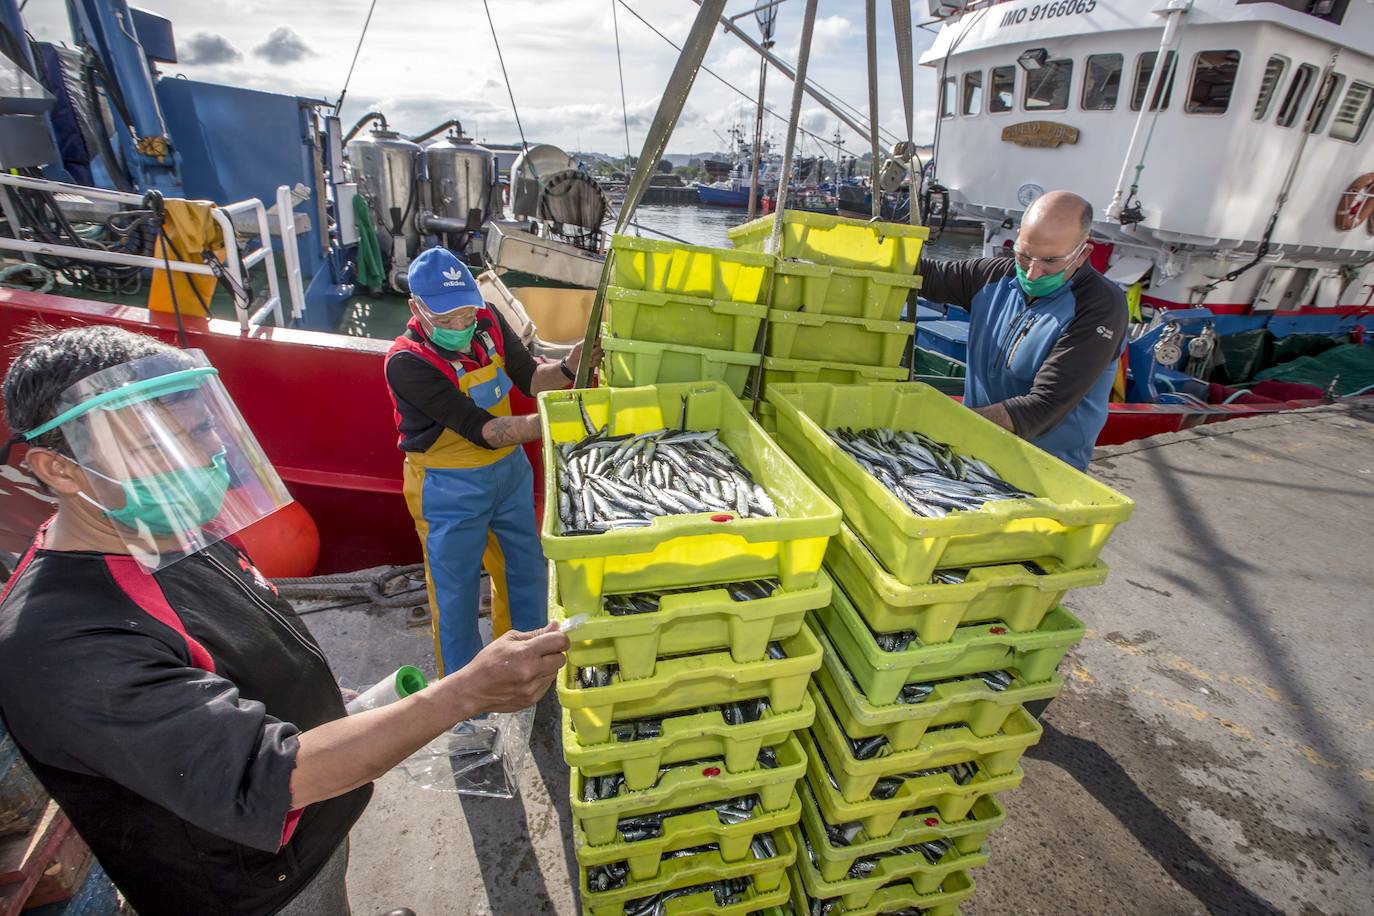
<box><xmin>1335</xmin><ymin>172</ymin><xmax>1374</xmax><ymax>231</ymax></box>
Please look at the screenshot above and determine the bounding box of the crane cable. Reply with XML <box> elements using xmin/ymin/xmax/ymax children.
<box><xmin>334</xmin><ymin>0</ymin><xmax>380</xmax><ymax>113</ymax></box>
<box><xmin>482</xmin><ymin>0</ymin><xmax>532</xmax><ymax>160</ymax></box>
<box><xmin>611</xmin><ymin>0</ymin><xmax>634</xmax><ymax>167</ymax></box>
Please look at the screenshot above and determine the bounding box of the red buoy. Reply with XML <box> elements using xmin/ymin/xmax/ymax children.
<box><xmin>235</xmin><ymin>500</ymin><xmax>321</xmax><ymax>578</ymax></box>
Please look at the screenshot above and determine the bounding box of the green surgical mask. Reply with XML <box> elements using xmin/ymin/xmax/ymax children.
<box><xmin>81</xmin><ymin>450</ymin><xmax>231</xmax><ymax>536</ymax></box>
<box><xmin>429</xmin><ymin>323</ymin><xmax>478</xmax><ymax>351</ymax></box>
<box><xmin>1014</xmin><ymin>262</ymin><xmax>1071</xmax><ymax>298</ymax></box>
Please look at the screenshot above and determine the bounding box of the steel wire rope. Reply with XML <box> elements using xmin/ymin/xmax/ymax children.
<box><xmin>333</xmin><ymin>0</ymin><xmax>380</xmax><ymax>113</ymax></box>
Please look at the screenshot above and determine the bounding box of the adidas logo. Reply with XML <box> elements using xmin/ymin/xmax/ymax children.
<box><xmin>442</xmin><ymin>266</ymin><xmax>467</xmax><ymax>288</ymax></box>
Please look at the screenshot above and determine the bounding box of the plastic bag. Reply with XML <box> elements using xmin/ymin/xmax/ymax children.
<box><xmin>393</xmin><ymin>705</ymin><xmax>536</xmax><ymax>799</ymax></box>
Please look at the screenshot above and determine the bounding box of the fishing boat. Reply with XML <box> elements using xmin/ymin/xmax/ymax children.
<box><xmin>695</xmin><ymin>126</ymin><xmax>781</xmax><ymax>208</ymax></box>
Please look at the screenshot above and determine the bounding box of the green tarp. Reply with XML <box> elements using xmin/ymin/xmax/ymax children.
<box><xmin>352</xmin><ymin>193</ymin><xmax>385</xmax><ymax>292</ymax></box>
<box><xmin>1253</xmin><ymin>343</ymin><xmax>1374</xmax><ymax>396</ymax></box>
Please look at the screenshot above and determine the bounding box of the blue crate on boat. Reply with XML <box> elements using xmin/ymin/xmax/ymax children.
<box><xmin>915</xmin><ymin>320</ymin><xmax>969</xmax><ymax>362</ymax></box>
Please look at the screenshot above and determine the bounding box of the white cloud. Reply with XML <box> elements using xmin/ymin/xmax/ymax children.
<box><xmin>253</xmin><ymin>27</ymin><xmax>316</xmax><ymax>65</ymax></box>
<box><xmin>179</xmin><ymin>32</ymin><xmax>242</xmax><ymax>66</ymax></box>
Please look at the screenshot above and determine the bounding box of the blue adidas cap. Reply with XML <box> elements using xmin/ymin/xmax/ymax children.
<box><xmin>407</xmin><ymin>247</ymin><xmax>484</xmax><ymax>313</ymax></box>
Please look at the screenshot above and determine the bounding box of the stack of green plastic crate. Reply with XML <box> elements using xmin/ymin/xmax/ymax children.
<box><xmin>538</xmin><ymin>382</ymin><xmax>846</xmax><ymax>916</ymax></box>
<box><xmin>756</xmin><ymin>382</ymin><xmax>1134</xmax><ymax>915</ymax></box>
<box><xmin>727</xmin><ymin>212</ymin><xmax>926</xmax><ymax>392</ymax></box>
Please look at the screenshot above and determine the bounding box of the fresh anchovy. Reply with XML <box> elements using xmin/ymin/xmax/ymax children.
<box><xmin>750</xmin><ymin>832</ymin><xmax>777</xmax><ymax>859</ymax></box>
<box><xmin>826</xmin><ymin>427</ymin><xmax>1031</xmax><ymax>518</ymax></box>
<box><xmin>980</xmin><ymin>669</ymin><xmax>1014</xmax><ymax>691</ymax></box>
<box><xmin>586</xmin><ymin>861</ymin><xmax>628</xmax><ymax>892</ymax></box>
<box><xmin>899</xmin><ymin>682</ymin><xmax>934</xmax><ymax>704</ymax></box>
<box><xmin>876</xmin><ymin>630</ymin><xmax>917</xmax><ymax>653</ymax></box>
<box><xmin>624</xmin><ymin>876</ymin><xmax>751</xmax><ymax>915</ymax></box>
<box><xmin>756</xmin><ymin>746</ymin><xmax>778</xmax><ymax>769</ymax></box>
<box><xmin>931</xmin><ymin>567</ymin><xmax>969</xmax><ymax>584</ymax></box>
<box><xmin>557</xmin><ymin>422</ymin><xmax>776</xmax><ymax>534</ymax></box>
<box><xmin>850</xmin><ymin>734</ymin><xmax>889</xmax><ymax>760</ymax></box>
<box><xmin>578</xmin><ymin>664</ymin><xmax>616</xmax><ymax>689</ymax></box>
<box><xmin>824</xmin><ymin>820</ymin><xmax>865</xmax><ymax>847</ymax></box>
<box><xmin>614</xmin><ymin>794</ymin><xmax>762</xmax><ymax>841</ymax></box>
<box><xmin>602</xmin><ymin>578</ymin><xmax>781</xmax><ymax>616</ymax></box>
<box><xmin>583</xmin><ymin>773</ymin><xmax>624</xmax><ymax>802</ymax></box>
<box><xmin>765</xmin><ymin>641</ymin><xmax>787</xmax><ymax>660</ymax></box>
<box><xmin>871</xmin><ymin>761</ymin><xmax>982</xmax><ymax>799</ymax></box>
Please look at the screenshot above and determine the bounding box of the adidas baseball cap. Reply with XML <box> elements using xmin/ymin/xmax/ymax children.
<box><xmin>407</xmin><ymin>247</ymin><xmax>484</xmax><ymax>314</ymax></box>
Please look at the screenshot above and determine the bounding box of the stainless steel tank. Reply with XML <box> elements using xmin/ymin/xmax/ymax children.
<box><xmin>346</xmin><ymin>127</ymin><xmax>422</xmax><ymax>260</ymax></box>
<box><xmin>425</xmin><ymin>128</ymin><xmax>495</xmax><ymax>230</ymax></box>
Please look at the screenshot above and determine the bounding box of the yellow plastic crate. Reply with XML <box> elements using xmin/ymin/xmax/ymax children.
<box><xmin>799</xmin><ymin>728</ymin><xmax>1023</xmax><ymax>839</ymax></box>
<box><xmin>611</xmin><ymin>235</ymin><xmax>775</xmax><ymax>303</ymax></box>
<box><xmin>560</xmin><ymin>693</ymin><xmax>816</xmax><ymax>791</ymax></box>
<box><xmin>573</xmin><ymin>790</ymin><xmax>802</xmax><ymax>881</ymax></box>
<box><xmin>540</xmin><ymin>382</ymin><xmax>841</xmax><ymax>615</ymax></box>
<box><xmin>728</xmin><ymin>211</ymin><xmax>928</xmax><ymax>273</ymax></box>
<box><xmin>809</xmin><ymin>682</ymin><xmax>1042</xmax><ymax>804</ymax></box>
<box><xmin>607</xmin><ymin>286</ymin><xmax>767</xmax><ymax>352</ymax></box>
<box><xmin>738</xmin><ymin>398</ymin><xmax>778</xmax><ymax>434</ymax></box>
<box><xmin>761</xmin><ymin>356</ymin><xmax>908</xmax><ymax>388</ymax></box>
<box><xmin>580</xmin><ymin>827</ymin><xmax>795</xmax><ymax>916</ymax></box>
<box><xmin>815</xmin><ymin>590</ymin><xmax>1085</xmax><ymax>705</ymax></box>
<box><xmin>797</xmin><ymin>779</ymin><xmax>1003</xmax><ymax>883</ymax></box>
<box><xmin>559</xmin><ymin>623</ymin><xmax>823</xmax><ymax>745</ymax></box>
<box><xmin>601</xmin><ymin>335</ymin><xmax>761</xmax><ymax>397</ymax></box>
<box><xmin>549</xmin><ymin>567</ymin><xmax>832</xmax><ymax>681</ymax></box>
<box><xmin>782</xmin><ymin>865</ymin><xmax>974</xmax><ymax>916</ymax></box>
<box><xmin>770</xmin><ymin>260</ymin><xmax>923</xmax><ymax>322</ymax></box>
<box><xmin>827</xmin><ymin>523</ymin><xmax>1108</xmax><ymax>640</ymax></box>
<box><xmin>765</xmin><ymin>310</ymin><xmax>913</xmax><ymax>369</ymax></box>
<box><xmin>813</xmin><ymin>624</ymin><xmax>1061</xmax><ymax>753</ymax></box>
<box><xmin>766</xmin><ymin>383</ymin><xmax>1134</xmax><ymax>584</ymax></box>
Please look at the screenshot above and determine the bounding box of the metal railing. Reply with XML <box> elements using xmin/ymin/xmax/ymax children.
<box><xmin>0</xmin><ymin>174</ymin><xmax>301</xmax><ymax>332</ymax></box>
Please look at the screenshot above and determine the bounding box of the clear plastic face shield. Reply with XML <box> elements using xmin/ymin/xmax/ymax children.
<box><xmin>22</xmin><ymin>349</ymin><xmax>292</xmax><ymax>571</ymax></box>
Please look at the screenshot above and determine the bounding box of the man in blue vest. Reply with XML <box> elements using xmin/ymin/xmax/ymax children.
<box><xmin>918</xmin><ymin>190</ymin><xmax>1127</xmax><ymax>471</ymax></box>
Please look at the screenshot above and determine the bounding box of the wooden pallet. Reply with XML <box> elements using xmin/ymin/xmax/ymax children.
<box><xmin>0</xmin><ymin>803</ymin><xmax>91</xmax><ymax>916</ymax></box>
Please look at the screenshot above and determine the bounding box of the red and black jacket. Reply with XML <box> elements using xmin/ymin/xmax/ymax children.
<box><xmin>0</xmin><ymin>526</ymin><xmax>370</xmax><ymax>916</ymax></box>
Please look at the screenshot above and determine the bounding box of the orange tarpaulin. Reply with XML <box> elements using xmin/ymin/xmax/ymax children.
<box><xmin>147</xmin><ymin>198</ymin><xmax>224</xmax><ymax>317</ymax></box>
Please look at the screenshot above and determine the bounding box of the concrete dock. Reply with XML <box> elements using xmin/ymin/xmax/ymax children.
<box><xmin>306</xmin><ymin>402</ymin><xmax>1374</xmax><ymax>916</ymax></box>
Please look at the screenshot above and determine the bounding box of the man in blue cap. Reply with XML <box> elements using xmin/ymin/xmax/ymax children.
<box><xmin>384</xmin><ymin>248</ymin><xmax>595</xmax><ymax>675</ymax></box>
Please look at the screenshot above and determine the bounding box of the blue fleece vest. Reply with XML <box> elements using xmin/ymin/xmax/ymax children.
<box><xmin>963</xmin><ymin>275</ymin><xmax>1119</xmax><ymax>471</ymax></box>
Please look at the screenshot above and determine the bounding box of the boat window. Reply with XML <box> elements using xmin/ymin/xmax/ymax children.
<box><xmin>1131</xmin><ymin>51</ymin><xmax>1177</xmax><ymax>111</ymax></box>
<box><xmin>1253</xmin><ymin>56</ymin><xmax>1288</xmax><ymax>120</ymax></box>
<box><xmin>1082</xmin><ymin>54</ymin><xmax>1123</xmax><ymax>110</ymax></box>
<box><xmin>941</xmin><ymin>76</ymin><xmax>957</xmax><ymax>118</ymax></box>
<box><xmin>1330</xmin><ymin>81</ymin><xmax>1374</xmax><ymax>143</ymax></box>
<box><xmin>1276</xmin><ymin>63</ymin><xmax>1318</xmax><ymax>127</ymax></box>
<box><xmin>962</xmin><ymin>71</ymin><xmax>983</xmax><ymax>116</ymax></box>
<box><xmin>1186</xmin><ymin>50</ymin><xmax>1240</xmax><ymax>114</ymax></box>
<box><xmin>989</xmin><ymin>65</ymin><xmax>1016</xmax><ymax>113</ymax></box>
<box><xmin>1307</xmin><ymin>71</ymin><xmax>1344</xmax><ymax>133</ymax></box>
<box><xmin>1023</xmin><ymin>59</ymin><xmax>1073</xmax><ymax>111</ymax></box>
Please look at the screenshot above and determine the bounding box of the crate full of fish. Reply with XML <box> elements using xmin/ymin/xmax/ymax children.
<box><xmin>727</xmin><ymin>211</ymin><xmax>929</xmax><ymax>274</ymax></box>
<box><xmin>813</xmin><ymin>626</ymin><xmax>1061</xmax><ymax>753</ymax></box>
<box><xmin>815</xmin><ymin>588</ymin><xmax>1085</xmax><ymax>706</ymax></box>
<box><xmin>764</xmin><ymin>310</ymin><xmax>913</xmax><ymax>369</ymax></box>
<box><xmin>559</xmin><ymin>623</ymin><xmax>822</xmax><ymax>745</ymax></box>
<box><xmin>766</xmin><ymin>383</ymin><xmax>1134</xmax><ymax>585</ymax></box>
<box><xmin>760</xmin><ymin>356</ymin><xmax>908</xmax><ymax>389</ymax></box>
<box><xmin>580</xmin><ymin>828</ymin><xmax>795</xmax><ymax>916</ymax></box>
<box><xmin>606</xmin><ymin>286</ymin><xmax>768</xmax><ymax>353</ymax></box>
<box><xmin>539</xmin><ymin>382</ymin><xmax>840</xmax><ymax>614</ymax></box>
<box><xmin>601</xmin><ymin>335</ymin><xmax>761</xmax><ymax>398</ymax></box>
<box><xmin>782</xmin><ymin>865</ymin><xmax>975</xmax><ymax>916</ymax></box>
<box><xmin>769</xmin><ymin>260</ymin><xmax>923</xmax><ymax>323</ymax></box>
<box><xmin>550</xmin><ymin>568</ymin><xmax>832</xmax><ymax>681</ymax></box>
<box><xmin>591</xmin><ymin>871</ymin><xmax>791</xmax><ymax>916</ymax></box>
<box><xmin>826</xmin><ymin>522</ymin><xmax>1108</xmax><ymax>641</ymax></box>
<box><xmin>799</xmin><ymin>729</ymin><xmax>1023</xmax><ymax>839</ymax></box>
<box><xmin>796</xmin><ymin>780</ymin><xmax>1003</xmax><ymax>884</ymax></box>
<box><xmin>574</xmin><ymin>787</ymin><xmax>801</xmax><ymax>882</ymax></box>
<box><xmin>611</xmin><ymin>235</ymin><xmax>775</xmax><ymax>304</ymax></box>
<box><xmin>561</xmin><ymin>693</ymin><xmax>817</xmax><ymax>792</ymax></box>
<box><xmin>808</xmin><ymin>683</ymin><xmax>1042</xmax><ymax>805</ymax></box>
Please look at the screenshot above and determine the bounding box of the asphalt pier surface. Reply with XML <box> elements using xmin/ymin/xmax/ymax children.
<box><xmin>305</xmin><ymin>402</ymin><xmax>1374</xmax><ymax>916</ymax></box>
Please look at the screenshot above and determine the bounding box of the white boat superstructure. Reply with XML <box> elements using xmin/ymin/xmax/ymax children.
<box><xmin>921</xmin><ymin>0</ymin><xmax>1374</xmax><ymax>312</ymax></box>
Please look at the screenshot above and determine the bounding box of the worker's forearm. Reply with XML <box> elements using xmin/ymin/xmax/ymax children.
<box><xmin>289</xmin><ymin>676</ymin><xmax>481</xmax><ymax>808</ymax></box>
<box><xmin>480</xmin><ymin>413</ymin><xmax>540</xmax><ymax>447</ymax></box>
<box><xmin>530</xmin><ymin>361</ymin><xmax>572</xmax><ymax>395</ymax></box>
<box><xmin>973</xmin><ymin>402</ymin><xmax>1016</xmax><ymax>433</ymax></box>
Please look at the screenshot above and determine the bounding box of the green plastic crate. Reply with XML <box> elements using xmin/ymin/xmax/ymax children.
<box><xmin>815</xmin><ymin>590</ymin><xmax>1085</xmax><ymax>705</ymax></box>
<box><xmin>798</xmin><ymin>779</ymin><xmax>1003</xmax><ymax>883</ymax></box>
<box><xmin>761</xmin><ymin>357</ymin><xmax>909</xmax><ymax>388</ymax></box>
<box><xmin>912</xmin><ymin>345</ymin><xmax>966</xmax><ymax>379</ymax></box>
<box><xmin>550</xmin><ymin>566</ymin><xmax>832</xmax><ymax>681</ymax></box>
<box><xmin>765</xmin><ymin>310</ymin><xmax>913</xmax><ymax>369</ymax></box>
<box><xmin>572</xmin><ymin>733</ymin><xmax>807</xmax><ymax>847</ymax></box>
<box><xmin>813</xmin><ymin>624</ymin><xmax>1062</xmax><ymax>753</ymax></box>
<box><xmin>559</xmin><ymin>622</ymin><xmax>823</xmax><ymax>744</ymax></box>
<box><xmin>601</xmin><ymin>335</ymin><xmax>761</xmax><ymax>396</ymax></box>
<box><xmin>826</xmin><ymin>523</ymin><xmax>1108</xmax><ymax>640</ymax></box>
<box><xmin>611</xmin><ymin>235</ymin><xmax>775</xmax><ymax>303</ymax></box>
<box><xmin>809</xmin><ymin>682</ymin><xmax>1041</xmax><ymax>804</ymax></box>
<box><xmin>561</xmin><ymin>693</ymin><xmax>817</xmax><ymax>791</ymax></box>
<box><xmin>782</xmin><ymin>865</ymin><xmax>974</xmax><ymax>916</ymax></box>
<box><xmin>540</xmin><ymin>382</ymin><xmax>841</xmax><ymax>614</ymax></box>
<box><xmin>770</xmin><ymin>260</ymin><xmax>923</xmax><ymax>322</ymax></box>
<box><xmin>606</xmin><ymin>286</ymin><xmax>767</xmax><ymax>352</ymax></box>
<box><xmin>573</xmin><ymin>790</ymin><xmax>802</xmax><ymax>881</ymax></box>
<box><xmin>580</xmin><ymin>827</ymin><xmax>796</xmax><ymax>916</ymax></box>
<box><xmin>766</xmin><ymin>383</ymin><xmax>1134</xmax><ymax>584</ymax></box>
<box><xmin>728</xmin><ymin>211</ymin><xmax>929</xmax><ymax>273</ymax></box>
<box><xmin>799</xmin><ymin>728</ymin><xmax>1022</xmax><ymax>839</ymax></box>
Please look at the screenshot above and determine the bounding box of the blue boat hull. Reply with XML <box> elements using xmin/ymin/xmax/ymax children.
<box><xmin>696</xmin><ymin>185</ymin><xmax>753</xmax><ymax>207</ymax></box>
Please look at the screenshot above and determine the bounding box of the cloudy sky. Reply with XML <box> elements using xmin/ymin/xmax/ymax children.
<box><xmin>26</xmin><ymin>1</ymin><xmax>942</xmax><ymax>157</ymax></box>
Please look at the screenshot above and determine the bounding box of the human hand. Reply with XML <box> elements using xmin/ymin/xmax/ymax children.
<box><xmin>457</xmin><ymin>622</ymin><xmax>569</xmax><ymax>713</ymax></box>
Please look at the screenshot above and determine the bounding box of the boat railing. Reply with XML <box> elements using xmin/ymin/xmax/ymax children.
<box><xmin>0</xmin><ymin>174</ymin><xmax>301</xmax><ymax>333</ymax></box>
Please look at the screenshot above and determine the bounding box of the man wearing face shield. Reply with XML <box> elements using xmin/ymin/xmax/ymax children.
<box><xmin>0</xmin><ymin>325</ymin><xmax>569</xmax><ymax>916</ymax></box>
<box><xmin>385</xmin><ymin>249</ymin><xmax>595</xmax><ymax>676</ymax></box>
<box><xmin>917</xmin><ymin>190</ymin><xmax>1128</xmax><ymax>471</ymax></box>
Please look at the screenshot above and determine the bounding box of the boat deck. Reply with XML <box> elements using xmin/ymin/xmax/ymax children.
<box><xmin>302</xmin><ymin>402</ymin><xmax>1374</xmax><ymax>915</ymax></box>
